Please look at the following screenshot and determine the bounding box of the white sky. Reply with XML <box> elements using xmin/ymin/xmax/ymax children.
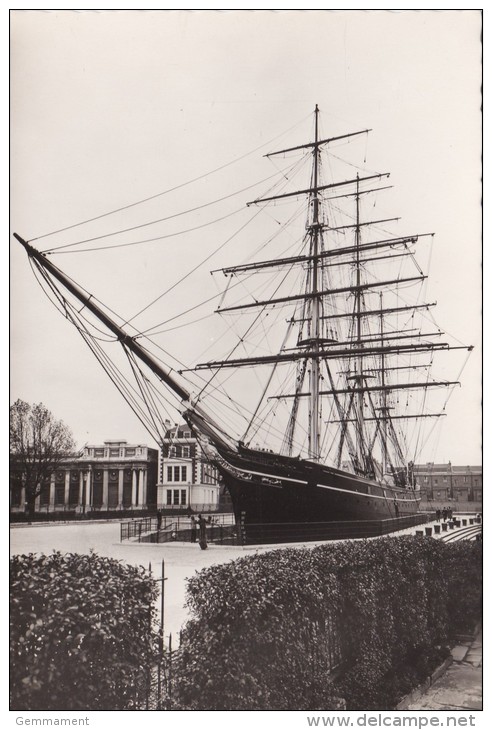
<box><xmin>10</xmin><ymin>9</ymin><xmax>482</xmax><ymax>465</ymax></box>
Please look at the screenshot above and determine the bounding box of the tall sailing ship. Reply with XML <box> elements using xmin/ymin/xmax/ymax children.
<box><xmin>15</xmin><ymin>106</ymin><xmax>473</xmax><ymax>532</ymax></box>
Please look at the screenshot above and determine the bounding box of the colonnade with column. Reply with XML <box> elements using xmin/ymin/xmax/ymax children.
<box><xmin>27</xmin><ymin>465</ymin><xmax>149</xmax><ymax>513</ymax></box>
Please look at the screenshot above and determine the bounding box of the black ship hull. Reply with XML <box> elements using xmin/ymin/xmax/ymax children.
<box><xmin>213</xmin><ymin>444</ymin><xmax>420</xmax><ymax>527</ymax></box>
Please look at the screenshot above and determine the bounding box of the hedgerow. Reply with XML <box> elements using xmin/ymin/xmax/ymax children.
<box><xmin>10</xmin><ymin>552</ymin><xmax>158</xmax><ymax>710</ymax></box>
<box><xmin>173</xmin><ymin>536</ymin><xmax>481</xmax><ymax>711</ymax></box>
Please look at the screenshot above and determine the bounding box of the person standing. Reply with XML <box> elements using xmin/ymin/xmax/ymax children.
<box><xmin>190</xmin><ymin>516</ymin><xmax>197</xmax><ymax>543</ymax></box>
<box><xmin>198</xmin><ymin>514</ymin><xmax>208</xmax><ymax>550</ymax></box>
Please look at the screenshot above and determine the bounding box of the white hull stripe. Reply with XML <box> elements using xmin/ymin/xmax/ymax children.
<box><xmin>221</xmin><ymin>462</ymin><xmax>418</xmax><ymax>504</ymax></box>
<box><xmin>315</xmin><ymin>481</ymin><xmax>418</xmax><ymax>503</ymax></box>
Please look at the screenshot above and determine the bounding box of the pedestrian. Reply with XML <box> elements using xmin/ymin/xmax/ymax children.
<box><xmin>198</xmin><ymin>513</ymin><xmax>208</xmax><ymax>550</ymax></box>
<box><xmin>190</xmin><ymin>516</ymin><xmax>197</xmax><ymax>543</ymax></box>
<box><xmin>157</xmin><ymin>509</ymin><xmax>162</xmax><ymax>531</ymax></box>
<box><xmin>436</xmin><ymin>508</ymin><xmax>441</xmax><ymax>522</ymax></box>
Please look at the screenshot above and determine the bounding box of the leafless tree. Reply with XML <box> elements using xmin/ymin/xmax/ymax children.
<box><xmin>10</xmin><ymin>399</ymin><xmax>77</xmax><ymax>519</ymax></box>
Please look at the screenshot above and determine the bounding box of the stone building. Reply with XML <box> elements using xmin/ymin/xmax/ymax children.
<box><xmin>157</xmin><ymin>422</ymin><xmax>223</xmax><ymax>512</ymax></box>
<box><xmin>10</xmin><ymin>439</ymin><xmax>158</xmax><ymax>515</ymax></box>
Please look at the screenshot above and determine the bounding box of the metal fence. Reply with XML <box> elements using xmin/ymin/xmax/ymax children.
<box><xmin>120</xmin><ymin>513</ymin><xmax>235</xmax><ymax>543</ymax></box>
<box><xmin>121</xmin><ymin>512</ymin><xmax>433</xmax><ymax>546</ymax></box>
<box><xmin>136</xmin><ymin>558</ymin><xmax>344</xmax><ymax>710</ymax></box>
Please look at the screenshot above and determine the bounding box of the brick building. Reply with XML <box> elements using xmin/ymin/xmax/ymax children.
<box><xmin>10</xmin><ymin>439</ymin><xmax>158</xmax><ymax>515</ymax></box>
<box><xmin>413</xmin><ymin>462</ymin><xmax>482</xmax><ymax>503</ymax></box>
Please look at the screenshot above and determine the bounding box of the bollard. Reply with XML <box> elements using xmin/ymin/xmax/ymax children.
<box><xmin>434</xmin><ymin>524</ymin><xmax>441</xmax><ymax>534</ymax></box>
<box><xmin>425</xmin><ymin>527</ymin><xmax>433</xmax><ymax>536</ymax></box>
<box><xmin>462</xmin><ymin>519</ymin><xmax>467</xmax><ymax>526</ymax></box>
<box><xmin>469</xmin><ymin>518</ymin><xmax>474</xmax><ymax>525</ymax></box>
<box><xmin>442</xmin><ymin>523</ymin><xmax>448</xmax><ymax>531</ymax></box>
<box><xmin>448</xmin><ymin>521</ymin><xmax>454</xmax><ymax>529</ymax></box>
<box><xmin>454</xmin><ymin>520</ymin><xmax>461</xmax><ymax>528</ymax></box>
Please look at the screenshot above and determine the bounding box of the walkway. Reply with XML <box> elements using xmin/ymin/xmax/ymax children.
<box><xmin>401</xmin><ymin>629</ymin><xmax>482</xmax><ymax>711</ymax></box>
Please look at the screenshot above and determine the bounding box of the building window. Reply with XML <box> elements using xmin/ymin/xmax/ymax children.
<box><xmin>181</xmin><ymin>489</ymin><xmax>187</xmax><ymax>506</ymax></box>
<box><xmin>423</xmin><ymin>476</ymin><xmax>428</xmax><ymax>483</ymax></box>
<box><xmin>173</xmin><ymin>489</ymin><xmax>180</xmax><ymax>505</ymax></box>
<box><xmin>11</xmin><ymin>486</ymin><xmax>22</xmax><ymax>507</ymax></box>
<box><xmin>55</xmin><ymin>485</ymin><xmax>65</xmax><ymax>505</ymax></box>
<box><xmin>167</xmin><ymin>466</ymin><xmax>173</xmax><ymax>482</ymax></box>
<box><xmin>169</xmin><ymin>446</ymin><xmax>177</xmax><ymax>458</ymax></box>
<box><xmin>436</xmin><ymin>491</ymin><xmax>441</xmax><ymax>497</ymax></box>
<box><xmin>109</xmin><ymin>449</ymin><xmax>120</xmax><ymax>457</ymax></box>
<box><xmin>125</xmin><ymin>448</ymin><xmax>135</xmax><ymax>457</ymax></box>
<box><xmin>68</xmin><ymin>482</ymin><xmax>78</xmax><ymax>506</ymax></box>
<box><xmin>94</xmin><ymin>448</ymin><xmax>104</xmax><ymax>457</ymax></box>
<box><xmin>166</xmin><ymin>490</ymin><xmax>172</xmax><ymax>505</ymax></box>
<box><xmin>182</xmin><ymin>446</ymin><xmax>190</xmax><ymax>458</ymax></box>
<box><xmin>183</xmin><ymin>431</ymin><xmax>191</xmax><ymax>438</ymax></box>
<box><xmin>181</xmin><ymin>466</ymin><xmax>187</xmax><ymax>482</ymax></box>
<box><xmin>174</xmin><ymin>466</ymin><xmax>180</xmax><ymax>482</ymax></box>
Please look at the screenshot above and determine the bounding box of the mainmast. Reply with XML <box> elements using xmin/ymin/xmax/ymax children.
<box><xmin>354</xmin><ymin>174</ymin><xmax>366</xmax><ymax>469</ymax></box>
<box><xmin>308</xmin><ymin>104</ymin><xmax>321</xmax><ymax>460</ymax></box>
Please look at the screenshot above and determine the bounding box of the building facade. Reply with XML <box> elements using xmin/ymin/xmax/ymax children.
<box><xmin>413</xmin><ymin>462</ymin><xmax>482</xmax><ymax>503</ymax></box>
<box><xmin>157</xmin><ymin>423</ymin><xmax>222</xmax><ymax>512</ymax></box>
<box><xmin>10</xmin><ymin>440</ymin><xmax>158</xmax><ymax>515</ymax></box>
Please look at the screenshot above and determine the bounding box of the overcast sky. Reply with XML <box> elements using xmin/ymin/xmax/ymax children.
<box><xmin>10</xmin><ymin>9</ymin><xmax>482</xmax><ymax>465</ymax></box>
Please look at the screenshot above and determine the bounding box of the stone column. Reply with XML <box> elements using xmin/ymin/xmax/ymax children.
<box><xmin>102</xmin><ymin>469</ymin><xmax>109</xmax><ymax>509</ymax></box>
<box><xmin>20</xmin><ymin>487</ymin><xmax>26</xmax><ymax>512</ymax></box>
<box><xmin>117</xmin><ymin>468</ymin><xmax>124</xmax><ymax>509</ymax></box>
<box><xmin>85</xmin><ymin>469</ymin><xmax>92</xmax><ymax>511</ymax></box>
<box><xmin>78</xmin><ymin>471</ymin><xmax>84</xmax><ymax>510</ymax></box>
<box><xmin>49</xmin><ymin>477</ymin><xmax>55</xmax><ymax>510</ymax></box>
<box><xmin>63</xmin><ymin>470</ymin><xmax>70</xmax><ymax>507</ymax></box>
<box><xmin>141</xmin><ymin>469</ymin><xmax>147</xmax><ymax>508</ymax></box>
<box><xmin>131</xmin><ymin>468</ymin><xmax>137</xmax><ymax>508</ymax></box>
<box><xmin>137</xmin><ymin>469</ymin><xmax>144</xmax><ymax>508</ymax></box>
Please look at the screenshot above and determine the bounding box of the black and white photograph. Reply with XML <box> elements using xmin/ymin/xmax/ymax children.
<box><xmin>10</xmin><ymin>8</ymin><xmax>483</xmax><ymax>722</ymax></box>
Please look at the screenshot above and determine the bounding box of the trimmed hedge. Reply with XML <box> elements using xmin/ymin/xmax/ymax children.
<box><xmin>173</xmin><ymin>536</ymin><xmax>482</xmax><ymax>711</ymax></box>
<box><xmin>10</xmin><ymin>552</ymin><xmax>158</xmax><ymax>710</ymax></box>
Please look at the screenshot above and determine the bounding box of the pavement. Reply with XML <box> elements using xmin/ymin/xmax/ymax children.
<box><xmin>399</xmin><ymin>628</ymin><xmax>482</xmax><ymax>711</ymax></box>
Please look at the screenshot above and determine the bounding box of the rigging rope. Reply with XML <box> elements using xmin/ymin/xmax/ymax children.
<box><xmin>40</xmin><ymin>170</ymin><xmax>288</xmax><ymax>253</ymax></box>
<box><xmin>29</xmin><ymin>112</ymin><xmax>311</xmax><ymax>243</ymax></box>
